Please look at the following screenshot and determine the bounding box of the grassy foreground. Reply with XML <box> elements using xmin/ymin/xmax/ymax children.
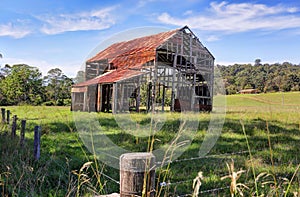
<box><xmin>0</xmin><ymin>92</ymin><xmax>300</xmax><ymax>196</ymax></box>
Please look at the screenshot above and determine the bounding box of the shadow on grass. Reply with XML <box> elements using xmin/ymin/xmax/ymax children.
<box><xmin>1</xmin><ymin>112</ymin><xmax>299</xmax><ymax>196</ymax></box>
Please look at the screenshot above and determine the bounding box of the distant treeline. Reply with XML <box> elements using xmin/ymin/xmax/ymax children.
<box><xmin>217</xmin><ymin>60</ymin><xmax>300</xmax><ymax>94</ymax></box>
<box><xmin>1</xmin><ymin>61</ymin><xmax>300</xmax><ymax>106</ymax></box>
<box><xmin>0</xmin><ymin>64</ymin><xmax>77</xmax><ymax>106</ymax></box>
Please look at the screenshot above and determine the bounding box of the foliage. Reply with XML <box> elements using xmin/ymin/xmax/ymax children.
<box><xmin>0</xmin><ymin>65</ymin><xmax>74</xmax><ymax>106</ymax></box>
<box><xmin>0</xmin><ymin>64</ymin><xmax>44</xmax><ymax>105</ymax></box>
<box><xmin>43</xmin><ymin>68</ymin><xmax>74</xmax><ymax>105</ymax></box>
<box><xmin>218</xmin><ymin>62</ymin><xmax>300</xmax><ymax>94</ymax></box>
<box><xmin>74</xmin><ymin>70</ymin><xmax>85</xmax><ymax>84</ymax></box>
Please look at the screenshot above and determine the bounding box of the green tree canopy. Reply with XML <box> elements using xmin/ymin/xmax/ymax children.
<box><xmin>218</xmin><ymin>62</ymin><xmax>300</xmax><ymax>94</ymax></box>
<box><xmin>0</xmin><ymin>64</ymin><xmax>44</xmax><ymax>105</ymax></box>
<box><xmin>43</xmin><ymin>68</ymin><xmax>74</xmax><ymax>105</ymax></box>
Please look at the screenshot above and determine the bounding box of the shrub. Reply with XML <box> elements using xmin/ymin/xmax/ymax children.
<box><xmin>42</xmin><ymin>101</ymin><xmax>55</xmax><ymax>106</ymax></box>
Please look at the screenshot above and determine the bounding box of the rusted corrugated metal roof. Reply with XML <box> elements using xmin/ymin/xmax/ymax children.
<box><xmin>87</xmin><ymin>29</ymin><xmax>178</xmax><ymax>65</ymax></box>
<box><xmin>74</xmin><ymin>69</ymin><xmax>146</xmax><ymax>88</ymax></box>
<box><xmin>73</xmin><ymin>28</ymin><xmax>179</xmax><ymax>88</ymax></box>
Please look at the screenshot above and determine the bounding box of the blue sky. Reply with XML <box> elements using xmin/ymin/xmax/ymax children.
<box><xmin>1</xmin><ymin>0</ymin><xmax>300</xmax><ymax>77</ymax></box>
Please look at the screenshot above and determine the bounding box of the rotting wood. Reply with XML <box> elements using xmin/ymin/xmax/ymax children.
<box><xmin>120</xmin><ymin>153</ymin><xmax>156</xmax><ymax>197</ymax></box>
<box><xmin>71</xmin><ymin>26</ymin><xmax>214</xmax><ymax>113</ymax></box>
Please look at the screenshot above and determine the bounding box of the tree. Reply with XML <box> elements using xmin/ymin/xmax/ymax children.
<box><xmin>0</xmin><ymin>64</ymin><xmax>44</xmax><ymax>105</ymax></box>
<box><xmin>43</xmin><ymin>68</ymin><xmax>74</xmax><ymax>105</ymax></box>
<box><xmin>218</xmin><ymin>62</ymin><xmax>300</xmax><ymax>94</ymax></box>
<box><xmin>254</xmin><ymin>58</ymin><xmax>261</xmax><ymax>66</ymax></box>
<box><xmin>74</xmin><ymin>70</ymin><xmax>85</xmax><ymax>84</ymax></box>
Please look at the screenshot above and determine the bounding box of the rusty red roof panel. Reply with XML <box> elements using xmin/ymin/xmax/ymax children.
<box><xmin>73</xmin><ymin>69</ymin><xmax>146</xmax><ymax>88</ymax></box>
<box><xmin>87</xmin><ymin>29</ymin><xmax>178</xmax><ymax>65</ymax></box>
<box><xmin>73</xmin><ymin>28</ymin><xmax>179</xmax><ymax>88</ymax></box>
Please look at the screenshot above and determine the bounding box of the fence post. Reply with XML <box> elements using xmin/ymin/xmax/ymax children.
<box><xmin>120</xmin><ymin>152</ymin><xmax>156</xmax><ymax>197</ymax></box>
<box><xmin>11</xmin><ymin>115</ymin><xmax>17</xmax><ymax>138</ymax></box>
<box><xmin>34</xmin><ymin>126</ymin><xmax>41</xmax><ymax>160</ymax></box>
<box><xmin>20</xmin><ymin>119</ymin><xmax>26</xmax><ymax>147</ymax></box>
<box><xmin>6</xmin><ymin>110</ymin><xmax>10</xmax><ymax>125</ymax></box>
<box><xmin>1</xmin><ymin>108</ymin><xmax>5</xmax><ymax>123</ymax></box>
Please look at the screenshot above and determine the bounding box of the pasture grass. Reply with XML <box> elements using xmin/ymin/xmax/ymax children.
<box><xmin>0</xmin><ymin>92</ymin><xmax>300</xmax><ymax>196</ymax></box>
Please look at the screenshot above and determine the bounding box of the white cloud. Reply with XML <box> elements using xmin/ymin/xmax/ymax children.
<box><xmin>137</xmin><ymin>0</ymin><xmax>157</xmax><ymax>8</ymax></box>
<box><xmin>206</xmin><ymin>35</ymin><xmax>219</xmax><ymax>42</ymax></box>
<box><xmin>38</xmin><ymin>6</ymin><xmax>117</xmax><ymax>35</ymax></box>
<box><xmin>0</xmin><ymin>6</ymin><xmax>117</xmax><ymax>38</ymax></box>
<box><xmin>1</xmin><ymin>57</ymin><xmax>60</xmax><ymax>75</ymax></box>
<box><xmin>0</xmin><ymin>22</ymin><xmax>31</xmax><ymax>38</ymax></box>
<box><xmin>157</xmin><ymin>1</ymin><xmax>300</xmax><ymax>33</ymax></box>
<box><xmin>1</xmin><ymin>57</ymin><xmax>83</xmax><ymax>77</ymax></box>
<box><xmin>183</xmin><ymin>10</ymin><xmax>194</xmax><ymax>16</ymax></box>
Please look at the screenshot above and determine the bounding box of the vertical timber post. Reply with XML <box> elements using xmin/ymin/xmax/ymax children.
<box><xmin>97</xmin><ymin>84</ymin><xmax>102</xmax><ymax>112</ymax></box>
<box><xmin>120</xmin><ymin>153</ymin><xmax>156</xmax><ymax>197</ymax></box>
<box><xmin>83</xmin><ymin>89</ymin><xmax>87</xmax><ymax>112</ymax></box>
<box><xmin>171</xmin><ymin>53</ymin><xmax>177</xmax><ymax>112</ymax></box>
<box><xmin>34</xmin><ymin>126</ymin><xmax>41</xmax><ymax>160</ymax></box>
<box><xmin>11</xmin><ymin>115</ymin><xmax>17</xmax><ymax>138</ymax></box>
<box><xmin>136</xmin><ymin>79</ymin><xmax>140</xmax><ymax>112</ymax></box>
<box><xmin>1</xmin><ymin>108</ymin><xmax>5</xmax><ymax>123</ymax></box>
<box><xmin>20</xmin><ymin>119</ymin><xmax>26</xmax><ymax>147</ymax></box>
<box><xmin>6</xmin><ymin>110</ymin><xmax>10</xmax><ymax>124</ymax></box>
<box><xmin>112</xmin><ymin>83</ymin><xmax>117</xmax><ymax>114</ymax></box>
<box><xmin>162</xmin><ymin>85</ymin><xmax>166</xmax><ymax>112</ymax></box>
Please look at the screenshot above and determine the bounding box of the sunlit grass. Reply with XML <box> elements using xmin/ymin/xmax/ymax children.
<box><xmin>1</xmin><ymin>92</ymin><xmax>300</xmax><ymax>196</ymax></box>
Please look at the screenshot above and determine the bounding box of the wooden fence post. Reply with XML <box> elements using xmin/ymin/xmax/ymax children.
<box><xmin>34</xmin><ymin>126</ymin><xmax>41</xmax><ymax>160</ymax></box>
<box><xmin>120</xmin><ymin>152</ymin><xmax>156</xmax><ymax>197</ymax></box>
<box><xmin>6</xmin><ymin>110</ymin><xmax>10</xmax><ymax>125</ymax></box>
<box><xmin>11</xmin><ymin>115</ymin><xmax>17</xmax><ymax>138</ymax></box>
<box><xmin>20</xmin><ymin>119</ymin><xmax>26</xmax><ymax>147</ymax></box>
<box><xmin>1</xmin><ymin>108</ymin><xmax>5</xmax><ymax>123</ymax></box>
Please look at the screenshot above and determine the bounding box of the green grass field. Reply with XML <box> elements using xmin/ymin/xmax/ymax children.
<box><xmin>1</xmin><ymin>92</ymin><xmax>300</xmax><ymax>196</ymax></box>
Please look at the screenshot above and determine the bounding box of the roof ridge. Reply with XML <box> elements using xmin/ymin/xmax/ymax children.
<box><xmin>87</xmin><ymin>27</ymin><xmax>181</xmax><ymax>63</ymax></box>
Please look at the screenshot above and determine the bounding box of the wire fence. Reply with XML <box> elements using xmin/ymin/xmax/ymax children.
<box><xmin>156</xmin><ymin>148</ymin><xmax>268</xmax><ymax>196</ymax></box>
<box><xmin>156</xmin><ymin>149</ymin><xmax>251</xmax><ymax>165</ymax></box>
<box><xmin>99</xmin><ymin>148</ymin><xmax>268</xmax><ymax>195</ymax></box>
<box><xmin>176</xmin><ymin>185</ymin><xmax>231</xmax><ymax>197</ymax></box>
<box><xmin>101</xmin><ymin>172</ymin><xmax>120</xmax><ymax>185</ymax></box>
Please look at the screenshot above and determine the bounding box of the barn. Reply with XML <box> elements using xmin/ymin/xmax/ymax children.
<box><xmin>71</xmin><ymin>26</ymin><xmax>214</xmax><ymax>113</ymax></box>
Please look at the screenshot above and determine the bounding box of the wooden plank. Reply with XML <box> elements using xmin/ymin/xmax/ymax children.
<box><xmin>120</xmin><ymin>153</ymin><xmax>155</xmax><ymax>197</ymax></box>
<box><xmin>162</xmin><ymin>85</ymin><xmax>166</xmax><ymax>112</ymax></box>
<box><xmin>71</xmin><ymin>87</ymin><xmax>87</xmax><ymax>93</ymax></box>
<box><xmin>136</xmin><ymin>81</ymin><xmax>140</xmax><ymax>112</ymax></box>
<box><xmin>97</xmin><ymin>84</ymin><xmax>102</xmax><ymax>112</ymax></box>
<box><xmin>112</xmin><ymin>83</ymin><xmax>116</xmax><ymax>114</ymax></box>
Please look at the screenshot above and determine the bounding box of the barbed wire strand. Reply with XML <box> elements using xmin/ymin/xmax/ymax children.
<box><xmin>156</xmin><ymin>150</ymin><xmax>250</xmax><ymax>165</ymax></box>
<box><xmin>157</xmin><ymin>148</ymin><xmax>269</xmax><ymax>165</ymax></box>
<box><xmin>99</xmin><ymin>149</ymin><xmax>267</xmax><ymax>188</ymax></box>
<box><xmin>101</xmin><ymin>172</ymin><xmax>120</xmax><ymax>184</ymax></box>
<box><xmin>199</xmin><ymin>185</ymin><xmax>230</xmax><ymax>194</ymax></box>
